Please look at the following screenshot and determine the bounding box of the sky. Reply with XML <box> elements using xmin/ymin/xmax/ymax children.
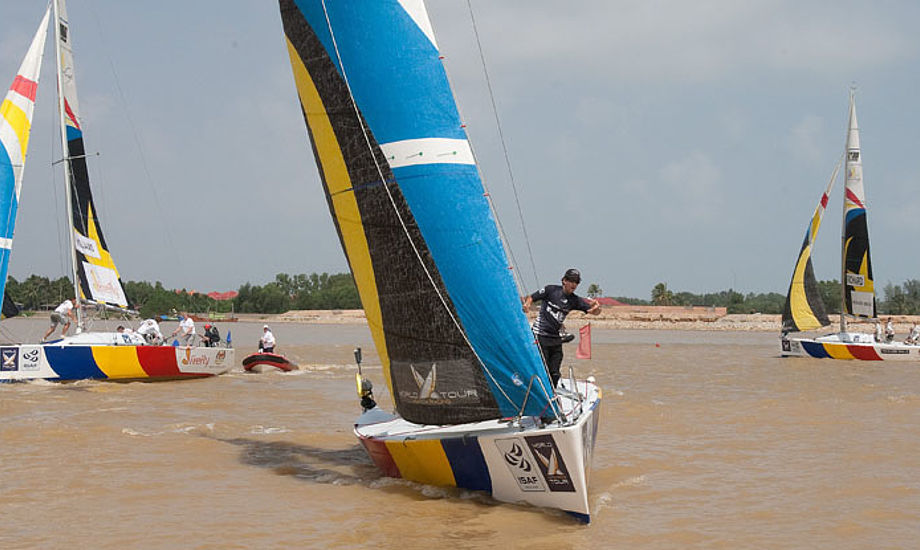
<box><xmin>2</xmin><ymin>1</ymin><xmax>920</xmax><ymax>301</ymax></box>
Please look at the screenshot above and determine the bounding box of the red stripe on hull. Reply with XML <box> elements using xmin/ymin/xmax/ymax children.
<box><xmin>135</xmin><ymin>346</ymin><xmax>184</xmax><ymax>377</ymax></box>
<box><xmin>11</xmin><ymin>75</ymin><xmax>37</xmax><ymax>101</ymax></box>
<box><xmin>847</xmin><ymin>345</ymin><xmax>883</xmax><ymax>361</ymax></box>
<box><xmin>359</xmin><ymin>436</ymin><xmax>400</xmax><ymax>478</ymax></box>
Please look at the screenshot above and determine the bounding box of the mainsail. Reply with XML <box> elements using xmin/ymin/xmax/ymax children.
<box><xmin>0</xmin><ymin>8</ymin><xmax>51</xmax><ymax>301</ymax></box>
<box><xmin>842</xmin><ymin>93</ymin><xmax>875</xmax><ymax>320</ymax></box>
<box><xmin>280</xmin><ymin>0</ymin><xmax>553</xmax><ymax>424</ymax></box>
<box><xmin>781</xmin><ymin>160</ymin><xmax>839</xmax><ymax>333</ymax></box>
<box><xmin>53</xmin><ymin>0</ymin><xmax>129</xmax><ymax>309</ymax></box>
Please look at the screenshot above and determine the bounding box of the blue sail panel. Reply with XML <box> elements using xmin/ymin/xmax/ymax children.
<box><xmin>283</xmin><ymin>0</ymin><xmax>553</xmax><ymax>420</ymax></box>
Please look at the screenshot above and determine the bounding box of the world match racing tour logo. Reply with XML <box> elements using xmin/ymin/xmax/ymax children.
<box><xmin>395</xmin><ymin>361</ymin><xmax>479</xmax><ymax>404</ymax></box>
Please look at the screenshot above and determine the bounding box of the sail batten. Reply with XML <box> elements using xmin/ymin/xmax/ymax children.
<box><xmin>281</xmin><ymin>0</ymin><xmax>552</xmax><ymax>424</ymax></box>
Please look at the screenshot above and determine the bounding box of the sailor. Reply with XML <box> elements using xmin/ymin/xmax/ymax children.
<box><xmin>201</xmin><ymin>324</ymin><xmax>221</xmax><ymax>347</ymax></box>
<box><xmin>885</xmin><ymin>317</ymin><xmax>895</xmax><ymax>343</ymax></box>
<box><xmin>874</xmin><ymin>320</ymin><xmax>884</xmax><ymax>343</ymax></box>
<box><xmin>136</xmin><ymin>318</ymin><xmax>164</xmax><ymax>345</ymax></box>
<box><xmin>906</xmin><ymin>323</ymin><xmax>920</xmax><ymax>345</ymax></box>
<box><xmin>260</xmin><ymin>325</ymin><xmax>276</xmax><ymax>353</ymax></box>
<box><xmin>43</xmin><ymin>298</ymin><xmax>78</xmax><ymax>341</ymax></box>
<box><xmin>521</xmin><ymin>268</ymin><xmax>600</xmax><ymax>387</ymax></box>
<box><xmin>170</xmin><ymin>312</ymin><xmax>196</xmax><ymax>346</ymax></box>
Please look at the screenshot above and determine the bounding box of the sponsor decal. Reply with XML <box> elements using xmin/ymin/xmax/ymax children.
<box><xmin>781</xmin><ymin>339</ymin><xmax>791</xmax><ymax>352</ymax></box>
<box><xmin>846</xmin><ymin>273</ymin><xmax>866</xmax><ymax>287</ymax></box>
<box><xmin>0</xmin><ymin>347</ymin><xmax>19</xmax><ymax>371</ymax></box>
<box><xmin>393</xmin><ymin>360</ymin><xmax>480</xmax><ymax>405</ymax></box>
<box><xmin>20</xmin><ymin>347</ymin><xmax>41</xmax><ymax>371</ymax></box>
<box><xmin>494</xmin><ymin>438</ymin><xmax>545</xmax><ymax>492</ymax></box>
<box><xmin>181</xmin><ymin>348</ymin><xmax>211</xmax><ymax>367</ymax></box>
<box><xmin>215</xmin><ymin>350</ymin><xmax>227</xmax><ymax>365</ymax></box>
<box><xmin>525</xmin><ymin>434</ymin><xmax>575</xmax><ymax>492</ymax></box>
<box><xmin>880</xmin><ymin>348</ymin><xmax>909</xmax><ymax>355</ymax></box>
<box><xmin>848</xmin><ymin>150</ymin><xmax>860</xmax><ymax>162</ymax></box>
<box><xmin>74</xmin><ymin>232</ymin><xmax>101</xmax><ymax>259</ymax></box>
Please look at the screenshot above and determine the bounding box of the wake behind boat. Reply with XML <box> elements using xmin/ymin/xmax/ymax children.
<box><xmin>280</xmin><ymin>0</ymin><xmax>600</xmax><ymax>521</ymax></box>
<box><xmin>779</xmin><ymin>91</ymin><xmax>916</xmax><ymax>361</ymax></box>
<box><xmin>0</xmin><ymin>1</ymin><xmax>233</xmax><ymax>381</ymax></box>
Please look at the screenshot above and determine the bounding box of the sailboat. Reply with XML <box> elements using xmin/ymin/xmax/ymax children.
<box><xmin>0</xmin><ymin>1</ymin><xmax>233</xmax><ymax>381</ymax></box>
<box><xmin>279</xmin><ymin>0</ymin><xmax>601</xmax><ymax>521</ymax></box>
<box><xmin>780</xmin><ymin>91</ymin><xmax>916</xmax><ymax>360</ymax></box>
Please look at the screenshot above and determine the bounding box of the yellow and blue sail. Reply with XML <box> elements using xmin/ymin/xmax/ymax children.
<box><xmin>54</xmin><ymin>0</ymin><xmax>129</xmax><ymax>309</ymax></box>
<box><xmin>280</xmin><ymin>0</ymin><xmax>552</xmax><ymax>424</ymax></box>
<box><xmin>0</xmin><ymin>8</ymin><xmax>50</xmax><ymax>302</ymax></box>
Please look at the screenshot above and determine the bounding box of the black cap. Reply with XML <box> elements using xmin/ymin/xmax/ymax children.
<box><xmin>563</xmin><ymin>268</ymin><xmax>581</xmax><ymax>283</ymax></box>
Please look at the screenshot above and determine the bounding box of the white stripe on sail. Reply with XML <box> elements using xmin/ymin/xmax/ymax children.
<box><xmin>0</xmin><ymin>237</ymin><xmax>12</xmax><ymax>250</ymax></box>
<box><xmin>397</xmin><ymin>0</ymin><xmax>438</xmax><ymax>49</ymax></box>
<box><xmin>381</xmin><ymin>138</ymin><xmax>474</xmax><ymax>169</ymax></box>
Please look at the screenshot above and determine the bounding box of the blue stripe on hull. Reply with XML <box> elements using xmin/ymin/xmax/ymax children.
<box><xmin>442</xmin><ymin>437</ymin><xmax>491</xmax><ymax>492</ymax></box>
<box><xmin>801</xmin><ymin>341</ymin><xmax>830</xmax><ymax>358</ymax></box>
<box><xmin>44</xmin><ymin>346</ymin><xmax>106</xmax><ymax>380</ymax></box>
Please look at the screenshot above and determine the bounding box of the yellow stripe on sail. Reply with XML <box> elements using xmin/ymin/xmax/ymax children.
<box><xmin>788</xmin><ymin>245</ymin><xmax>823</xmax><ymax>331</ymax></box>
<box><xmin>385</xmin><ymin>439</ymin><xmax>457</xmax><ymax>487</ymax></box>
<box><xmin>0</xmin><ymin>99</ymin><xmax>31</xmax><ymax>160</ymax></box>
<box><xmin>81</xmin><ymin>203</ymin><xmax>121</xmax><ymax>275</ymax></box>
<box><xmin>844</xmin><ymin>236</ymin><xmax>875</xmax><ymax>295</ymax></box>
<box><xmin>285</xmin><ymin>38</ymin><xmax>391</xmax><ymax>391</ymax></box>
<box><xmin>91</xmin><ymin>346</ymin><xmax>147</xmax><ymax>379</ymax></box>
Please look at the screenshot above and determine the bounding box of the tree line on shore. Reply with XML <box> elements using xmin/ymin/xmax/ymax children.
<box><xmin>637</xmin><ymin>280</ymin><xmax>920</xmax><ymax>315</ymax></box>
<box><xmin>5</xmin><ymin>272</ymin><xmax>360</xmax><ymax>319</ymax></box>
<box><xmin>8</xmin><ymin>273</ymin><xmax>920</xmax><ymax>318</ymax></box>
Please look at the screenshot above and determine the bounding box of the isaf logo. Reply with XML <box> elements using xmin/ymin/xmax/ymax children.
<box><xmin>20</xmin><ymin>347</ymin><xmax>41</xmax><ymax>371</ymax></box>
<box><xmin>495</xmin><ymin>438</ymin><xmax>546</xmax><ymax>492</ymax></box>
<box><xmin>0</xmin><ymin>347</ymin><xmax>18</xmax><ymax>371</ymax></box>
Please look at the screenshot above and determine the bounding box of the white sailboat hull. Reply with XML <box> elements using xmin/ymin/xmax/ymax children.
<box><xmin>354</xmin><ymin>378</ymin><xmax>602</xmax><ymax>522</ymax></box>
<box><xmin>781</xmin><ymin>332</ymin><xmax>920</xmax><ymax>361</ymax></box>
<box><xmin>0</xmin><ymin>332</ymin><xmax>233</xmax><ymax>381</ymax></box>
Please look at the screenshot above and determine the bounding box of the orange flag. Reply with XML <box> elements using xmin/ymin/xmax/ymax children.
<box><xmin>576</xmin><ymin>323</ymin><xmax>592</xmax><ymax>359</ymax></box>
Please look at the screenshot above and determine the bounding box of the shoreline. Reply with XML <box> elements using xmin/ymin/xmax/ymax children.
<box><xmin>235</xmin><ymin>309</ymin><xmax>920</xmax><ymax>333</ymax></box>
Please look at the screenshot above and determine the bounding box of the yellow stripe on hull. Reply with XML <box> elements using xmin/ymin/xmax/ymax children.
<box><xmin>91</xmin><ymin>346</ymin><xmax>147</xmax><ymax>379</ymax></box>
<box><xmin>285</xmin><ymin>38</ymin><xmax>392</xmax><ymax>394</ymax></box>
<box><xmin>823</xmin><ymin>343</ymin><xmax>856</xmax><ymax>360</ymax></box>
<box><xmin>385</xmin><ymin>439</ymin><xmax>456</xmax><ymax>487</ymax></box>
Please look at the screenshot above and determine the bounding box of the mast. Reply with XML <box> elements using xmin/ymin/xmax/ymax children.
<box><xmin>52</xmin><ymin>0</ymin><xmax>83</xmax><ymax>331</ymax></box>
<box><xmin>839</xmin><ymin>93</ymin><xmax>850</xmax><ymax>334</ymax></box>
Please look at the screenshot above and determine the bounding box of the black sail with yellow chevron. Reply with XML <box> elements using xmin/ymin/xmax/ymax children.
<box><xmin>279</xmin><ymin>0</ymin><xmax>555</xmax><ymax>425</ymax></box>
<box><xmin>54</xmin><ymin>0</ymin><xmax>129</xmax><ymax>309</ymax></box>
<box><xmin>782</xmin><ymin>165</ymin><xmax>837</xmax><ymax>333</ymax></box>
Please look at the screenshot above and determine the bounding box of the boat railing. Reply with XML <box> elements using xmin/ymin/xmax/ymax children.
<box><xmin>514</xmin><ymin>374</ymin><xmax>565</xmax><ymax>426</ymax></box>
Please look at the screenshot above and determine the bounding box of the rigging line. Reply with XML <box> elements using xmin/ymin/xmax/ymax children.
<box><xmin>85</xmin><ymin>0</ymin><xmax>182</xmax><ymax>265</ymax></box>
<box><xmin>439</xmin><ymin>33</ymin><xmax>524</xmax><ymax>295</ymax></box>
<box><xmin>318</xmin><ymin>1</ymin><xmax>518</xmax><ymax>411</ymax></box>
<box><xmin>465</xmin><ymin>0</ymin><xmax>539</xmax><ymax>292</ymax></box>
